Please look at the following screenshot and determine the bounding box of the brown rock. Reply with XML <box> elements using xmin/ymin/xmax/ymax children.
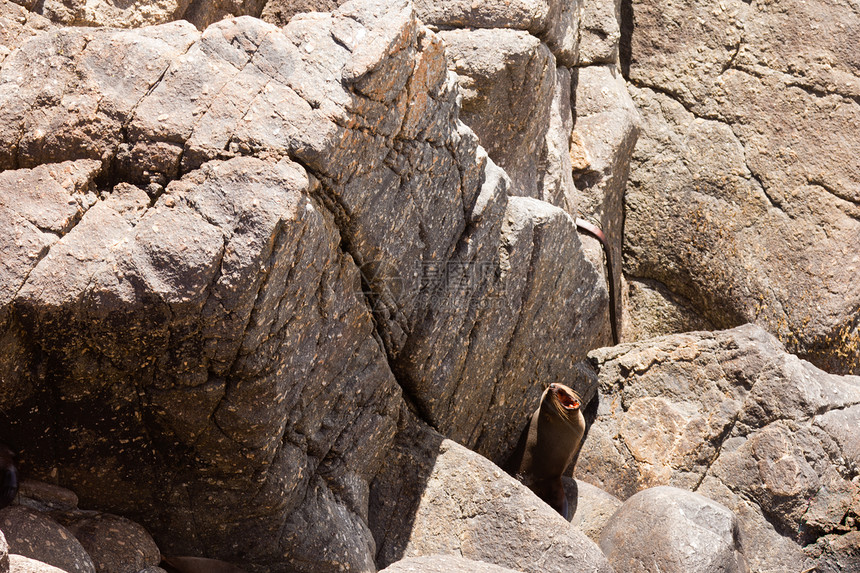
<box><xmin>577</xmin><ymin>325</ymin><xmax>860</xmax><ymax>572</ymax></box>
<box><xmin>623</xmin><ymin>0</ymin><xmax>860</xmax><ymax>374</ymax></box>
<box><xmin>599</xmin><ymin>486</ymin><xmax>748</xmax><ymax>573</ymax></box>
<box><xmin>371</xmin><ymin>413</ymin><xmax>613</xmax><ymax>573</ymax></box>
<box><xmin>0</xmin><ymin>506</ymin><xmax>95</xmax><ymax>573</ymax></box>
<box><xmin>17</xmin><ymin>481</ymin><xmax>78</xmax><ymax>512</ymax></box>
<box><xmin>52</xmin><ymin>512</ymin><xmax>160</xmax><ymax>573</ymax></box>
<box><xmin>0</xmin><ymin>0</ymin><xmax>51</xmax><ymax>66</ymax></box>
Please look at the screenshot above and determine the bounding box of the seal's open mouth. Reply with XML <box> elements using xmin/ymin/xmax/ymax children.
<box><xmin>550</xmin><ymin>383</ymin><xmax>580</xmax><ymax>410</ymax></box>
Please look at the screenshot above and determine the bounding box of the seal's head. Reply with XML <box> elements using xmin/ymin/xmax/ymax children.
<box><xmin>546</xmin><ymin>383</ymin><xmax>582</xmax><ymax>426</ymax></box>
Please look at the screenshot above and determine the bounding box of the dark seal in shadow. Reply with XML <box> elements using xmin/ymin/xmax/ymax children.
<box><xmin>505</xmin><ymin>383</ymin><xmax>586</xmax><ymax>519</ymax></box>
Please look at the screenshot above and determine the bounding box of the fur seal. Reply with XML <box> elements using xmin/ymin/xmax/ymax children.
<box><xmin>0</xmin><ymin>444</ymin><xmax>18</xmax><ymax>509</ymax></box>
<box><xmin>575</xmin><ymin>217</ymin><xmax>618</xmax><ymax>345</ymax></box>
<box><xmin>505</xmin><ymin>383</ymin><xmax>586</xmax><ymax>519</ymax></box>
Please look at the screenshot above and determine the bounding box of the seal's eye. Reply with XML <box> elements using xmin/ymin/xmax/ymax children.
<box><xmin>555</xmin><ymin>388</ymin><xmax>580</xmax><ymax>410</ymax></box>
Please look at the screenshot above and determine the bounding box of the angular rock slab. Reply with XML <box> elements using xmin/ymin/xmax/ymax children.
<box><xmin>371</xmin><ymin>413</ymin><xmax>613</xmax><ymax>573</ymax></box>
<box><xmin>440</xmin><ymin>28</ymin><xmax>555</xmax><ymax>200</ymax></box>
<box><xmin>1</xmin><ymin>1</ymin><xmax>610</xmax><ymax>464</ymax></box>
<box><xmin>1</xmin><ymin>157</ymin><xmax>402</xmax><ymax>571</ymax></box>
<box><xmin>577</xmin><ymin>324</ymin><xmax>860</xmax><ymax>572</ymax></box>
<box><xmin>414</xmin><ymin>0</ymin><xmax>580</xmax><ymax>66</ymax></box>
<box><xmin>599</xmin><ymin>486</ymin><xmax>748</xmax><ymax>573</ymax></box>
<box><xmin>623</xmin><ymin>0</ymin><xmax>860</xmax><ymax>374</ymax></box>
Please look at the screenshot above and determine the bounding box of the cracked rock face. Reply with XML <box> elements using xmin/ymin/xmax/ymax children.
<box><xmin>0</xmin><ymin>0</ymin><xmax>611</xmax><ymax>569</ymax></box>
<box><xmin>622</xmin><ymin>0</ymin><xmax>860</xmax><ymax>374</ymax></box>
<box><xmin>577</xmin><ymin>324</ymin><xmax>860</xmax><ymax>573</ymax></box>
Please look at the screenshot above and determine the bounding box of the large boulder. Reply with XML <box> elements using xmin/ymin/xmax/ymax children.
<box><xmin>371</xmin><ymin>414</ymin><xmax>613</xmax><ymax>573</ymax></box>
<box><xmin>622</xmin><ymin>0</ymin><xmax>860</xmax><ymax>374</ymax></box>
<box><xmin>599</xmin><ymin>486</ymin><xmax>748</xmax><ymax>573</ymax></box>
<box><xmin>577</xmin><ymin>324</ymin><xmax>860</xmax><ymax>572</ymax></box>
<box><xmin>0</xmin><ymin>0</ymin><xmax>610</xmax><ymax>569</ymax></box>
<box><xmin>0</xmin><ymin>506</ymin><xmax>95</xmax><ymax>573</ymax></box>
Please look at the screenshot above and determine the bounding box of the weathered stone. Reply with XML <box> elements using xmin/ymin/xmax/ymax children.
<box><xmin>623</xmin><ymin>0</ymin><xmax>860</xmax><ymax>374</ymax></box>
<box><xmin>10</xmin><ymin>0</ymin><xmax>191</xmax><ymax>28</ymax></box>
<box><xmin>571</xmin><ymin>64</ymin><xmax>639</xmax><ymax>341</ymax></box>
<box><xmin>0</xmin><ymin>529</ymin><xmax>7</xmax><ymax>573</ymax></box>
<box><xmin>371</xmin><ymin>413</ymin><xmax>613</xmax><ymax>573</ymax></box>
<box><xmin>379</xmin><ymin>555</ymin><xmax>522</xmax><ymax>573</ymax></box>
<box><xmin>8</xmin><ymin>555</ymin><xmax>68</xmax><ymax>573</ymax></box>
<box><xmin>260</xmin><ymin>0</ymin><xmax>347</xmax><ymax>27</ymax></box>
<box><xmin>578</xmin><ymin>0</ymin><xmax>620</xmax><ymax>65</ymax></box>
<box><xmin>577</xmin><ymin>325</ymin><xmax>860</xmax><ymax>572</ymax></box>
<box><xmin>440</xmin><ymin>28</ymin><xmax>555</xmax><ymax>199</ymax></box>
<box><xmin>0</xmin><ymin>506</ymin><xmax>95</xmax><ymax>573</ymax></box>
<box><xmin>621</xmin><ymin>278</ymin><xmax>715</xmax><ymax>343</ymax></box>
<box><xmin>52</xmin><ymin>512</ymin><xmax>160</xmax><ymax>573</ymax></box>
<box><xmin>414</xmin><ymin>0</ymin><xmax>579</xmax><ymax>66</ymax></box>
<box><xmin>599</xmin><ymin>486</ymin><xmax>748</xmax><ymax>573</ymax></box>
<box><xmin>564</xmin><ymin>478</ymin><xmax>622</xmax><ymax>543</ymax></box>
<box><xmin>0</xmin><ymin>1</ymin><xmax>613</xmax><ymax>569</ymax></box>
<box><xmin>0</xmin><ymin>0</ymin><xmax>51</xmax><ymax>66</ymax></box>
<box><xmin>181</xmin><ymin>0</ymin><xmax>266</xmax><ymax>29</ymax></box>
<box><xmin>17</xmin><ymin>481</ymin><xmax>79</xmax><ymax>512</ymax></box>
<box><xmin>537</xmin><ymin>66</ymin><xmax>576</xmax><ymax>211</ymax></box>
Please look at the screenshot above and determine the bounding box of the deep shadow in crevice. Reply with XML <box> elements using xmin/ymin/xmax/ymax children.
<box><xmin>619</xmin><ymin>0</ymin><xmax>634</xmax><ymax>78</ymax></box>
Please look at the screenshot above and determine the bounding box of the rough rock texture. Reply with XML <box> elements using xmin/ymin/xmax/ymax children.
<box><xmin>260</xmin><ymin>0</ymin><xmax>348</xmax><ymax>27</ymax></box>
<box><xmin>371</xmin><ymin>416</ymin><xmax>613</xmax><ymax>573</ymax></box>
<box><xmin>0</xmin><ymin>506</ymin><xmax>95</xmax><ymax>573</ymax></box>
<box><xmin>379</xmin><ymin>555</ymin><xmax>521</xmax><ymax>573</ymax></box>
<box><xmin>8</xmin><ymin>555</ymin><xmax>69</xmax><ymax>573</ymax></box>
<box><xmin>571</xmin><ymin>64</ymin><xmax>640</xmax><ymax>341</ymax></box>
<box><xmin>0</xmin><ymin>0</ymin><xmax>51</xmax><ymax>66</ymax></box>
<box><xmin>413</xmin><ymin>0</ymin><xmax>580</xmax><ymax>66</ymax></box>
<box><xmin>599</xmin><ymin>486</ymin><xmax>748</xmax><ymax>573</ymax></box>
<box><xmin>11</xmin><ymin>0</ymin><xmax>191</xmax><ymax>28</ymax></box>
<box><xmin>0</xmin><ymin>530</ymin><xmax>7</xmax><ymax>573</ymax></box>
<box><xmin>564</xmin><ymin>478</ymin><xmax>622</xmax><ymax>543</ymax></box>
<box><xmin>577</xmin><ymin>0</ymin><xmax>620</xmax><ymax>66</ymax></box>
<box><xmin>622</xmin><ymin>278</ymin><xmax>716</xmax><ymax>342</ymax></box>
<box><xmin>577</xmin><ymin>325</ymin><xmax>860</xmax><ymax>572</ymax></box>
<box><xmin>439</xmin><ymin>29</ymin><xmax>555</xmax><ymax>200</ymax></box>
<box><xmin>0</xmin><ymin>1</ymin><xmax>610</xmax><ymax>570</ymax></box>
<box><xmin>52</xmin><ymin>512</ymin><xmax>161</xmax><ymax>573</ymax></box>
<box><xmin>623</xmin><ymin>0</ymin><xmax>860</xmax><ymax>374</ymax></box>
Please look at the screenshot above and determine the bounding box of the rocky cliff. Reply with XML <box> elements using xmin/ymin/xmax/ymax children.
<box><xmin>0</xmin><ymin>0</ymin><xmax>857</xmax><ymax>571</ymax></box>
